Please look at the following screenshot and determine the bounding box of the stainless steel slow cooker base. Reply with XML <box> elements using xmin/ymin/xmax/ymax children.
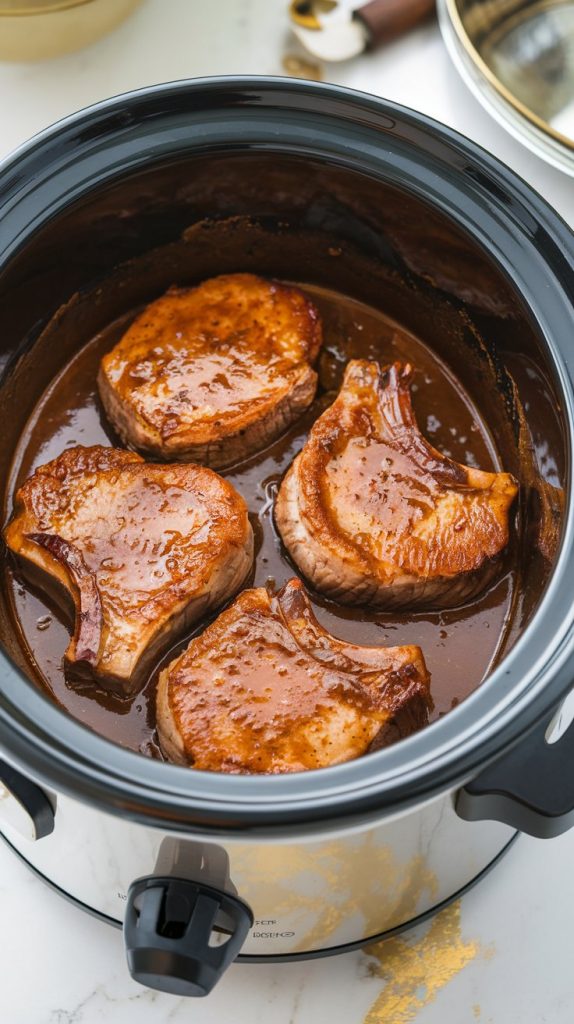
<box><xmin>0</xmin><ymin>827</ymin><xmax>519</xmax><ymax>962</ymax></box>
<box><xmin>0</xmin><ymin>785</ymin><xmax>516</xmax><ymax>960</ymax></box>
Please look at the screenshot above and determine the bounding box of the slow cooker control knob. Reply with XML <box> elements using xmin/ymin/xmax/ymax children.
<box><xmin>124</xmin><ymin>876</ymin><xmax>253</xmax><ymax>996</ymax></box>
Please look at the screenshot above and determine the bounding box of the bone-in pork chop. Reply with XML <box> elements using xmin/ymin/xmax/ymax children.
<box><xmin>157</xmin><ymin>578</ymin><xmax>432</xmax><ymax>773</ymax></box>
<box><xmin>275</xmin><ymin>361</ymin><xmax>518</xmax><ymax>609</ymax></box>
<box><xmin>98</xmin><ymin>274</ymin><xmax>322</xmax><ymax>468</ymax></box>
<box><xmin>5</xmin><ymin>446</ymin><xmax>253</xmax><ymax>694</ymax></box>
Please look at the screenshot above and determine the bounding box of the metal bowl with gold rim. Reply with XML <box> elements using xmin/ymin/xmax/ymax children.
<box><xmin>0</xmin><ymin>0</ymin><xmax>144</xmax><ymax>61</ymax></box>
<box><xmin>438</xmin><ymin>0</ymin><xmax>574</xmax><ymax>175</ymax></box>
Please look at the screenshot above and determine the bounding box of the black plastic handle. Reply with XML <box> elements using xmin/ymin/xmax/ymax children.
<box><xmin>124</xmin><ymin>876</ymin><xmax>253</xmax><ymax>997</ymax></box>
<box><xmin>0</xmin><ymin>759</ymin><xmax>55</xmax><ymax>840</ymax></box>
<box><xmin>457</xmin><ymin>708</ymin><xmax>574</xmax><ymax>838</ymax></box>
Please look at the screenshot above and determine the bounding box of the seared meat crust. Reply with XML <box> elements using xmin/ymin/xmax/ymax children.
<box><xmin>98</xmin><ymin>274</ymin><xmax>322</xmax><ymax>468</ymax></box>
<box><xmin>157</xmin><ymin>578</ymin><xmax>432</xmax><ymax>773</ymax></box>
<box><xmin>275</xmin><ymin>360</ymin><xmax>518</xmax><ymax>609</ymax></box>
<box><xmin>4</xmin><ymin>445</ymin><xmax>253</xmax><ymax>694</ymax></box>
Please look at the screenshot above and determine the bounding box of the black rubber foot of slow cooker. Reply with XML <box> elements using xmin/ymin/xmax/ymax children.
<box><xmin>0</xmin><ymin>829</ymin><xmax>518</xmax><ymax>962</ymax></box>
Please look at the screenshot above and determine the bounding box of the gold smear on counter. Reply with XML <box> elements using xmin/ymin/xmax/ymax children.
<box><xmin>282</xmin><ymin>53</ymin><xmax>323</xmax><ymax>81</ymax></box>
<box><xmin>363</xmin><ymin>901</ymin><xmax>480</xmax><ymax>1024</ymax></box>
<box><xmin>473</xmin><ymin>1005</ymin><xmax>482</xmax><ymax>1019</ymax></box>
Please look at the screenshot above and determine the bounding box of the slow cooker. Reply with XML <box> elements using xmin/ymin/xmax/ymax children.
<box><xmin>1</xmin><ymin>78</ymin><xmax>574</xmax><ymax>998</ymax></box>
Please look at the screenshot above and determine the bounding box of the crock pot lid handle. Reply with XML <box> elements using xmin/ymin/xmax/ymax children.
<box><xmin>124</xmin><ymin>876</ymin><xmax>253</xmax><ymax>997</ymax></box>
<box><xmin>456</xmin><ymin>707</ymin><xmax>574</xmax><ymax>839</ymax></box>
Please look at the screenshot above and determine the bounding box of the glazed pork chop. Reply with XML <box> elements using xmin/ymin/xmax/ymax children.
<box><xmin>275</xmin><ymin>360</ymin><xmax>518</xmax><ymax>609</ymax></box>
<box><xmin>98</xmin><ymin>273</ymin><xmax>322</xmax><ymax>468</ymax></box>
<box><xmin>157</xmin><ymin>578</ymin><xmax>432</xmax><ymax>773</ymax></box>
<box><xmin>4</xmin><ymin>446</ymin><xmax>253</xmax><ymax>695</ymax></box>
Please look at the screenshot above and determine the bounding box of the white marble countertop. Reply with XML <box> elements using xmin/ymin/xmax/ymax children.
<box><xmin>1</xmin><ymin>2</ymin><xmax>573</xmax><ymax>1021</ymax></box>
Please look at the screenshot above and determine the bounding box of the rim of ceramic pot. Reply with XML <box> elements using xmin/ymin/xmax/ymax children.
<box><xmin>0</xmin><ymin>77</ymin><xmax>573</xmax><ymax>833</ymax></box>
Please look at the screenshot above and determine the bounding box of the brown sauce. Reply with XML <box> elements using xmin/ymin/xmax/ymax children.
<box><xmin>5</xmin><ymin>284</ymin><xmax>516</xmax><ymax>759</ymax></box>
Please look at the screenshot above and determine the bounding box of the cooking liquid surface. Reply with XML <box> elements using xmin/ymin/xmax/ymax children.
<box><xmin>5</xmin><ymin>285</ymin><xmax>515</xmax><ymax>759</ymax></box>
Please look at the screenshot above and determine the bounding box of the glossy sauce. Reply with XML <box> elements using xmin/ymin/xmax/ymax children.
<box><xmin>5</xmin><ymin>285</ymin><xmax>516</xmax><ymax>758</ymax></box>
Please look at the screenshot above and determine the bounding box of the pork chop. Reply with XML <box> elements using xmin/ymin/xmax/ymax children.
<box><xmin>4</xmin><ymin>445</ymin><xmax>253</xmax><ymax>695</ymax></box>
<box><xmin>275</xmin><ymin>360</ymin><xmax>518</xmax><ymax>609</ymax></box>
<box><xmin>98</xmin><ymin>273</ymin><xmax>322</xmax><ymax>468</ymax></box>
<box><xmin>156</xmin><ymin>577</ymin><xmax>432</xmax><ymax>773</ymax></box>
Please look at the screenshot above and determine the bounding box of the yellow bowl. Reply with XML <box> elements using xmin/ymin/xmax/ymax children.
<box><xmin>0</xmin><ymin>0</ymin><xmax>144</xmax><ymax>61</ymax></box>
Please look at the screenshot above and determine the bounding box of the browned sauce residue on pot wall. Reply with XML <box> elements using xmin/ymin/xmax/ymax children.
<box><xmin>5</xmin><ymin>284</ymin><xmax>516</xmax><ymax>759</ymax></box>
